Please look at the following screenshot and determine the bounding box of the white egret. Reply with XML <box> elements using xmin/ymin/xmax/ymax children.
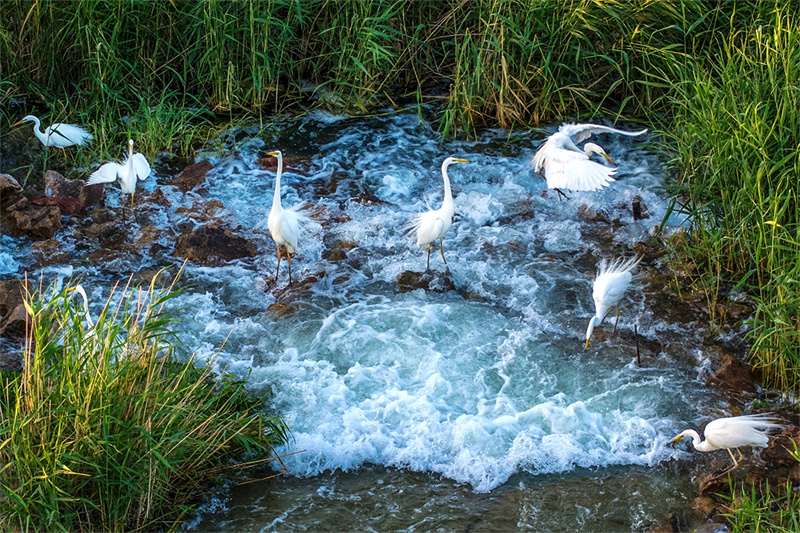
<box><xmin>585</xmin><ymin>255</ymin><xmax>641</xmax><ymax>349</ymax></box>
<box><xmin>532</xmin><ymin>123</ymin><xmax>647</xmax><ymax>196</ymax></box>
<box><xmin>267</xmin><ymin>150</ymin><xmax>310</xmax><ymax>285</ymax></box>
<box><xmin>87</xmin><ymin>139</ymin><xmax>151</xmax><ymax>210</ymax></box>
<box><xmin>13</xmin><ymin>114</ymin><xmax>93</xmax><ymax>149</ymax></box>
<box><xmin>671</xmin><ymin>414</ymin><xmax>782</xmax><ymax>472</ymax></box>
<box><xmin>67</xmin><ymin>284</ymin><xmax>94</xmax><ymax>330</ymax></box>
<box><xmin>410</xmin><ymin>157</ymin><xmax>470</xmax><ymax>270</ymax></box>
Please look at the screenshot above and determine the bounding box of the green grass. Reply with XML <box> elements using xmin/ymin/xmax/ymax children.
<box><xmin>0</xmin><ymin>274</ymin><xmax>288</xmax><ymax>532</ymax></box>
<box><xmin>722</xmin><ymin>478</ymin><xmax>800</xmax><ymax>532</ymax></box>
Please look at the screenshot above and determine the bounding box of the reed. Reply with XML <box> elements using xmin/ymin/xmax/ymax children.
<box><xmin>0</xmin><ymin>275</ymin><xmax>288</xmax><ymax>531</ymax></box>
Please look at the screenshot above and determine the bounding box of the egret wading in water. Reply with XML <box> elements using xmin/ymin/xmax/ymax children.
<box><xmin>585</xmin><ymin>255</ymin><xmax>641</xmax><ymax>349</ymax></box>
<box><xmin>671</xmin><ymin>414</ymin><xmax>782</xmax><ymax>473</ymax></box>
<box><xmin>87</xmin><ymin>139</ymin><xmax>151</xmax><ymax>212</ymax></box>
<box><xmin>410</xmin><ymin>157</ymin><xmax>470</xmax><ymax>271</ymax></box>
<box><xmin>13</xmin><ymin>114</ymin><xmax>93</xmax><ymax>149</ymax></box>
<box><xmin>267</xmin><ymin>150</ymin><xmax>310</xmax><ymax>286</ymax></box>
<box><xmin>532</xmin><ymin>123</ymin><xmax>647</xmax><ymax>198</ymax></box>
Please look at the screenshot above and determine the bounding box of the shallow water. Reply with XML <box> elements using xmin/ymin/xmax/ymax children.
<box><xmin>3</xmin><ymin>108</ymin><xmax>738</xmax><ymax>531</ymax></box>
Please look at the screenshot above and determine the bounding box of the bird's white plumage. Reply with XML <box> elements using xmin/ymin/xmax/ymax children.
<box><xmin>671</xmin><ymin>414</ymin><xmax>782</xmax><ymax>469</ymax></box>
<box><xmin>409</xmin><ymin>157</ymin><xmax>469</xmax><ymax>269</ymax></box>
<box><xmin>87</xmin><ymin>139</ymin><xmax>151</xmax><ymax>196</ymax></box>
<box><xmin>532</xmin><ymin>123</ymin><xmax>647</xmax><ymax>192</ymax></box>
<box><xmin>16</xmin><ymin>114</ymin><xmax>93</xmax><ymax>149</ymax></box>
<box><xmin>267</xmin><ymin>150</ymin><xmax>310</xmax><ymax>283</ymax></box>
<box><xmin>585</xmin><ymin>255</ymin><xmax>641</xmax><ymax>347</ymax></box>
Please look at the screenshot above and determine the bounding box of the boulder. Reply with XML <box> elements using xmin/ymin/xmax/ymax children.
<box><xmin>0</xmin><ymin>279</ymin><xmax>25</xmax><ymax>318</ymax></box>
<box><xmin>174</xmin><ymin>225</ymin><xmax>257</xmax><ymax>265</ymax></box>
<box><xmin>11</xmin><ymin>204</ymin><xmax>62</xmax><ymax>239</ymax></box>
<box><xmin>33</xmin><ymin>195</ymin><xmax>83</xmax><ymax>216</ymax></box>
<box><xmin>705</xmin><ymin>353</ymin><xmax>756</xmax><ymax>395</ymax></box>
<box><xmin>170</xmin><ymin>160</ymin><xmax>213</xmax><ymax>192</ymax></box>
<box><xmin>0</xmin><ymin>174</ymin><xmax>23</xmax><ymax>204</ymax></box>
<box><xmin>44</xmin><ymin>170</ymin><xmax>104</xmax><ymax>209</ymax></box>
<box><xmin>762</xmin><ymin>426</ymin><xmax>800</xmax><ymax>467</ymax></box>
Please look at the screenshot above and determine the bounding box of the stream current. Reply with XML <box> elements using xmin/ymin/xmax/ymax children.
<box><xmin>4</xmin><ymin>108</ymin><xmax>742</xmax><ymax>531</ymax></box>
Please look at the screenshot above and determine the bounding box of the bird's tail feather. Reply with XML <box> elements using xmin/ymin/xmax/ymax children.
<box><xmin>597</xmin><ymin>255</ymin><xmax>642</xmax><ymax>278</ymax></box>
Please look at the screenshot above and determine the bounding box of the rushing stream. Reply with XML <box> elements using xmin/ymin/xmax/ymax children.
<box><xmin>4</xmin><ymin>108</ymin><xmax>742</xmax><ymax>531</ymax></box>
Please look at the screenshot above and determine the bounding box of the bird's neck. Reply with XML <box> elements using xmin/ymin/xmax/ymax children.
<box><xmin>441</xmin><ymin>163</ymin><xmax>453</xmax><ymax>211</ymax></box>
<box><xmin>272</xmin><ymin>155</ymin><xmax>284</xmax><ymax>209</ymax></box>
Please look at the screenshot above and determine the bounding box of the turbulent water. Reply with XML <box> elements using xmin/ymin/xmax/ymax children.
<box><xmin>4</xmin><ymin>108</ymin><xmax>739</xmax><ymax>531</ymax></box>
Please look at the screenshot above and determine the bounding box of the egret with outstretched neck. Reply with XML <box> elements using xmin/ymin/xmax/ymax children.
<box><xmin>267</xmin><ymin>150</ymin><xmax>310</xmax><ymax>286</ymax></box>
<box><xmin>410</xmin><ymin>157</ymin><xmax>470</xmax><ymax>270</ymax></box>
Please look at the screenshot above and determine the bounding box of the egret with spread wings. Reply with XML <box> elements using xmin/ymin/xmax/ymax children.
<box><xmin>532</xmin><ymin>123</ymin><xmax>647</xmax><ymax>196</ymax></box>
<box><xmin>87</xmin><ymin>139</ymin><xmax>151</xmax><ymax>210</ymax></box>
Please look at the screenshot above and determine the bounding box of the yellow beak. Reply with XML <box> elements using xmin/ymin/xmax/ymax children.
<box><xmin>584</xmin><ymin>338</ymin><xmax>590</xmax><ymax>350</ymax></box>
<box><xmin>670</xmin><ymin>435</ymin><xmax>684</xmax><ymax>448</ymax></box>
<box><xmin>267</xmin><ymin>151</ymin><xmax>279</xmax><ymax>156</ymax></box>
<box><xmin>12</xmin><ymin>119</ymin><xmax>25</xmax><ymax>127</ymax></box>
<box><xmin>454</xmin><ymin>158</ymin><xmax>470</xmax><ymax>163</ymax></box>
<box><xmin>602</xmin><ymin>153</ymin><xmax>616</xmax><ymax>166</ymax></box>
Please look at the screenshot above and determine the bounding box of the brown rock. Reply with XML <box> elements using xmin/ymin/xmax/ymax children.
<box><xmin>12</xmin><ymin>204</ymin><xmax>62</xmax><ymax>239</ymax></box>
<box><xmin>256</xmin><ymin>154</ymin><xmax>311</xmax><ymax>173</ymax></box>
<box><xmin>762</xmin><ymin>426</ymin><xmax>800</xmax><ymax>467</ymax></box>
<box><xmin>33</xmin><ymin>195</ymin><xmax>83</xmax><ymax>216</ymax></box>
<box><xmin>171</xmin><ymin>160</ymin><xmax>213</xmax><ymax>192</ymax></box>
<box><xmin>6</xmin><ymin>196</ymin><xmax>28</xmax><ymax>212</ymax></box>
<box><xmin>267</xmin><ymin>302</ymin><xmax>297</xmax><ymax>318</ymax></box>
<box><xmin>698</xmin><ymin>472</ymin><xmax>729</xmax><ymax>495</ymax></box>
<box><xmin>705</xmin><ymin>353</ymin><xmax>756</xmax><ymax>394</ymax></box>
<box><xmin>0</xmin><ymin>174</ymin><xmax>23</xmax><ymax>205</ymax></box>
<box><xmin>0</xmin><ymin>279</ymin><xmax>25</xmax><ymax>318</ymax></box>
<box><xmin>174</xmin><ymin>225</ymin><xmax>257</xmax><ymax>265</ymax></box>
<box><xmin>690</xmin><ymin>496</ymin><xmax>720</xmax><ymax>521</ymax></box>
<box><xmin>44</xmin><ymin>170</ymin><xmax>104</xmax><ymax>209</ymax></box>
<box><xmin>0</xmin><ymin>304</ymin><xmax>27</xmax><ymax>337</ymax></box>
<box><xmin>632</xmin><ymin>195</ymin><xmax>650</xmax><ymax>220</ymax></box>
<box><xmin>396</xmin><ymin>270</ymin><xmax>456</xmax><ymax>293</ymax></box>
<box><xmin>143</xmin><ymin>187</ymin><xmax>171</xmax><ymax>208</ymax></box>
<box><xmin>577</xmin><ymin>204</ymin><xmax>611</xmax><ymax>223</ymax></box>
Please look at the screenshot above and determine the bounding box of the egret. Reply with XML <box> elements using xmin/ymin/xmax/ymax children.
<box><xmin>585</xmin><ymin>255</ymin><xmax>641</xmax><ymax>349</ymax></box>
<box><xmin>87</xmin><ymin>139</ymin><xmax>151</xmax><ymax>210</ymax></box>
<box><xmin>671</xmin><ymin>414</ymin><xmax>782</xmax><ymax>472</ymax></box>
<box><xmin>67</xmin><ymin>284</ymin><xmax>94</xmax><ymax>330</ymax></box>
<box><xmin>410</xmin><ymin>157</ymin><xmax>470</xmax><ymax>270</ymax></box>
<box><xmin>13</xmin><ymin>114</ymin><xmax>93</xmax><ymax>149</ymax></box>
<box><xmin>267</xmin><ymin>150</ymin><xmax>310</xmax><ymax>285</ymax></box>
<box><xmin>532</xmin><ymin>123</ymin><xmax>647</xmax><ymax>197</ymax></box>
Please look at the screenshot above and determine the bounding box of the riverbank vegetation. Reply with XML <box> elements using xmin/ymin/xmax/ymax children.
<box><xmin>0</xmin><ymin>276</ymin><xmax>288</xmax><ymax>531</ymax></box>
<box><xmin>1</xmin><ymin>0</ymin><xmax>798</xmax><ymax>529</ymax></box>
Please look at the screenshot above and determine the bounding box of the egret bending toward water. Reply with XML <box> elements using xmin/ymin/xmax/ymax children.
<box><xmin>532</xmin><ymin>123</ymin><xmax>647</xmax><ymax>196</ymax></box>
<box><xmin>267</xmin><ymin>150</ymin><xmax>310</xmax><ymax>286</ymax></box>
<box><xmin>410</xmin><ymin>157</ymin><xmax>470</xmax><ymax>270</ymax></box>
<box><xmin>585</xmin><ymin>255</ymin><xmax>641</xmax><ymax>349</ymax></box>
<box><xmin>87</xmin><ymin>139</ymin><xmax>151</xmax><ymax>210</ymax></box>
<box><xmin>671</xmin><ymin>414</ymin><xmax>782</xmax><ymax>472</ymax></box>
<box><xmin>13</xmin><ymin>114</ymin><xmax>93</xmax><ymax>149</ymax></box>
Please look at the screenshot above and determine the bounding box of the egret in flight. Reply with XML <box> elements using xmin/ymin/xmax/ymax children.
<box><xmin>14</xmin><ymin>114</ymin><xmax>93</xmax><ymax>149</ymax></box>
<box><xmin>410</xmin><ymin>157</ymin><xmax>470</xmax><ymax>270</ymax></box>
<box><xmin>87</xmin><ymin>139</ymin><xmax>151</xmax><ymax>210</ymax></box>
<box><xmin>671</xmin><ymin>414</ymin><xmax>782</xmax><ymax>472</ymax></box>
<box><xmin>267</xmin><ymin>150</ymin><xmax>310</xmax><ymax>286</ymax></box>
<box><xmin>585</xmin><ymin>255</ymin><xmax>641</xmax><ymax>349</ymax></box>
<box><xmin>532</xmin><ymin>123</ymin><xmax>647</xmax><ymax>197</ymax></box>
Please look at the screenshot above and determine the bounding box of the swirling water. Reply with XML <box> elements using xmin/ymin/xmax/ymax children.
<box><xmin>4</xmin><ymin>108</ymin><xmax>735</xmax><ymax>531</ymax></box>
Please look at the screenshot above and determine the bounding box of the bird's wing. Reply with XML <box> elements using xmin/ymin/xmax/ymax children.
<box><xmin>705</xmin><ymin>415</ymin><xmax>782</xmax><ymax>449</ymax></box>
<box><xmin>49</xmin><ymin>123</ymin><xmax>93</xmax><ymax>143</ymax></box>
<box><xmin>87</xmin><ymin>162</ymin><xmax>123</xmax><ymax>185</ymax></box>
<box><xmin>131</xmin><ymin>153</ymin><xmax>151</xmax><ymax>180</ymax></box>
<box><xmin>278</xmin><ymin>205</ymin><xmax>310</xmax><ymax>253</ymax></box>
<box><xmin>559</xmin><ymin>123</ymin><xmax>648</xmax><ymax>144</ymax></box>
<box><xmin>543</xmin><ymin>151</ymin><xmax>617</xmax><ymax>191</ymax></box>
<box><xmin>409</xmin><ymin>210</ymin><xmax>445</xmax><ymax>247</ymax></box>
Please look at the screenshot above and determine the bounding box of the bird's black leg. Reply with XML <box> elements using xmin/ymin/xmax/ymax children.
<box><xmin>274</xmin><ymin>245</ymin><xmax>282</xmax><ymax>285</ymax></box>
<box><xmin>555</xmin><ymin>188</ymin><xmax>570</xmax><ymax>201</ymax></box>
<box><xmin>613</xmin><ymin>307</ymin><xmax>621</xmax><ymax>333</ymax></box>
<box><xmin>440</xmin><ymin>240</ymin><xmax>447</xmax><ymax>265</ymax></box>
<box><xmin>426</xmin><ymin>243</ymin><xmax>432</xmax><ymax>271</ymax></box>
<box><xmin>634</xmin><ymin>323</ymin><xmax>641</xmax><ymax>366</ymax></box>
<box><xmin>287</xmin><ymin>254</ymin><xmax>293</xmax><ymax>285</ymax></box>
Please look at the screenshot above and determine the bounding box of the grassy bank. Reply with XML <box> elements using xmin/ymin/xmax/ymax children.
<box><xmin>0</xmin><ymin>276</ymin><xmax>288</xmax><ymax>531</ymax></box>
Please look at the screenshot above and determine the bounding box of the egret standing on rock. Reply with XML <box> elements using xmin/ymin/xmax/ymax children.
<box><xmin>671</xmin><ymin>414</ymin><xmax>782</xmax><ymax>473</ymax></box>
<box><xmin>14</xmin><ymin>114</ymin><xmax>93</xmax><ymax>149</ymax></box>
<box><xmin>267</xmin><ymin>150</ymin><xmax>310</xmax><ymax>286</ymax></box>
<box><xmin>87</xmin><ymin>139</ymin><xmax>151</xmax><ymax>210</ymax></box>
<box><xmin>410</xmin><ymin>157</ymin><xmax>470</xmax><ymax>271</ymax></box>
<box><xmin>585</xmin><ymin>255</ymin><xmax>641</xmax><ymax>349</ymax></box>
<box><xmin>532</xmin><ymin>123</ymin><xmax>647</xmax><ymax>197</ymax></box>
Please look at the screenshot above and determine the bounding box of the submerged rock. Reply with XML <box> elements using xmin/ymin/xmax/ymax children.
<box><xmin>396</xmin><ymin>270</ymin><xmax>456</xmax><ymax>293</ymax></box>
<box><xmin>174</xmin><ymin>225</ymin><xmax>257</xmax><ymax>265</ymax></box>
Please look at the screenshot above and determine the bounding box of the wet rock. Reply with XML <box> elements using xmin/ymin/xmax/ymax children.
<box><xmin>174</xmin><ymin>225</ymin><xmax>257</xmax><ymax>265</ymax></box>
<box><xmin>322</xmin><ymin>237</ymin><xmax>357</xmax><ymax>262</ymax></box>
<box><xmin>577</xmin><ymin>204</ymin><xmax>611</xmax><ymax>224</ymax></box>
<box><xmin>81</xmin><ymin>220</ymin><xmax>126</xmax><ymax>244</ymax></box>
<box><xmin>11</xmin><ymin>204</ymin><xmax>62</xmax><ymax>239</ymax></box>
<box><xmin>44</xmin><ymin>170</ymin><xmax>104</xmax><ymax>209</ymax></box>
<box><xmin>396</xmin><ymin>270</ymin><xmax>456</xmax><ymax>293</ymax></box>
<box><xmin>31</xmin><ymin>239</ymin><xmax>68</xmax><ymax>266</ymax></box>
<box><xmin>33</xmin><ymin>195</ymin><xmax>83</xmax><ymax>216</ymax></box>
<box><xmin>170</xmin><ymin>160</ymin><xmax>213</xmax><ymax>192</ymax></box>
<box><xmin>352</xmin><ymin>192</ymin><xmax>393</xmax><ymax>206</ymax></box>
<box><xmin>0</xmin><ymin>174</ymin><xmax>23</xmax><ymax>204</ymax></box>
<box><xmin>308</xmin><ymin>204</ymin><xmax>350</xmax><ymax>225</ymax></box>
<box><xmin>694</xmin><ymin>523</ymin><xmax>730</xmax><ymax>533</ymax></box>
<box><xmin>0</xmin><ymin>304</ymin><xmax>27</xmax><ymax>337</ymax></box>
<box><xmin>690</xmin><ymin>495</ymin><xmax>724</xmax><ymax>523</ymax></box>
<box><xmin>762</xmin><ymin>426</ymin><xmax>800</xmax><ymax>467</ymax></box>
<box><xmin>143</xmin><ymin>187</ymin><xmax>172</xmax><ymax>208</ymax></box>
<box><xmin>705</xmin><ymin>353</ymin><xmax>756</xmax><ymax>395</ymax></box>
<box><xmin>267</xmin><ymin>302</ymin><xmax>297</xmax><ymax>318</ymax></box>
<box><xmin>698</xmin><ymin>473</ymin><xmax>730</xmax><ymax>495</ymax></box>
<box><xmin>256</xmin><ymin>154</ymin><xmax>312</xmax><ymax>173</ymax></box>
<box><xmin>0</xmin><ymin>279</ymin><xmax>25</xmax><ymax>318</ymax></box>
<box><xmin>632</xmin><ymin>195</ymin><xmax>651</xmax><ymax>220</ymax></box>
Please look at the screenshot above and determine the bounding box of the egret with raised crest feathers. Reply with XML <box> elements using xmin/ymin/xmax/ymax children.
<box><xmin>670</xmin><ymin>414</ymin><xmax>782</xmax><ymax>472</ymax></box>
<box><xmin>410</xmin><ymin>157</ymin><xmax>470</xmax><ymax>270</ymax></box>
<box><xmin>532</xmin><ymin>123</ymin><xmax>647</xmax><ymax>197</ymax></box>
<box><xmin>585</xmin><ymin>255</ymin><xmax>642</xmax><ymax>349</ymax></box>
<box><xmin>87</xmin><ymin>139</ymin><xmax>151</xmax><ymax>210</ymax></box>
